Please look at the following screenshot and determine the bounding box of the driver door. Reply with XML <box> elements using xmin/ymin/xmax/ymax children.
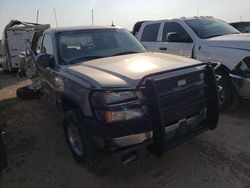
<box><xmin>39</xmin><ymin>34</ymin><xmax>56</xmax><ymax>92</ymax></box>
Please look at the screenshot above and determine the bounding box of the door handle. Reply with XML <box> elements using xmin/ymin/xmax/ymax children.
<box><xmin>159</xmin><ymin>47</ymin><xmax>167</xmax><ymax>51</ymax></box>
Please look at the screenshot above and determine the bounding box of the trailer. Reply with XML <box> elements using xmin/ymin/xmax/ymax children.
<box><xmin>1</xmin><ymin>20</ymin><xmax>50</xmax><ymax>72</ymax></box>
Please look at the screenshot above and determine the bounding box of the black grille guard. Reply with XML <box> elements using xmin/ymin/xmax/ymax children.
<box><xmin>139</xmin><ymin>63</ymin><xmax>220</xmax><ymax>156</ymax></box>
<box><xmin>90</xmin><ymin>62</ymin><xmax>220</xmax><ymax>157</ymax></box>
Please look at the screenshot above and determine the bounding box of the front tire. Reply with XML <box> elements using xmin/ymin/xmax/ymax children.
<box><xmin>64</xmin><ymin>109</ymin><xmax>94</xmax><ymax>163</ymax></box>
<box><xmin>218</xmin><ymin>74</ymin><xmax>238</xmax><ymax>113</ymax></box>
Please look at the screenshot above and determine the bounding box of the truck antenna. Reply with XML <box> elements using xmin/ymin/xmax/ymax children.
<box><xmin>53</xmin><ymin>7</ymin><xmax>58</xmax><ymax>28</ymax></box>
<box><xmin>197</xmin><ymin>4</ymin><xmax>200</xmax><ymax>17</ymax></box>
<box><xmin>91</xmin><ymin>9</ymin><xmax>94</xmax><ymax>26</ymax></box>
<box><xmin>36</xmin><ymin>10</ymin><xmax>39</xmax><ymax>24</ymax></box>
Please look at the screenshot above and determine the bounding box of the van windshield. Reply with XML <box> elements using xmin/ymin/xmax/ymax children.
<box><xmin>185</xmin><ymin>19</ymin><xmax>240</xmax><ymax>39</ymax></box>
<box><xmin>56</xmin><ymin>28</ymin><xmax>146</xmax><ymax>64</ymax></box>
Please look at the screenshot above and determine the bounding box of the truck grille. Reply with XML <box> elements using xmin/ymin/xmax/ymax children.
<box><xmin>155</xmin><ymin>72</ymin><xmax>205</xmax><ymax>125</ymax></box>
<box><xmin>142</xmin><ymin>69</ymin><xmax>206</xmax><ymax>126</ymax></box>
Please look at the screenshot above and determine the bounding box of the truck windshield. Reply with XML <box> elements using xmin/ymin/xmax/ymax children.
<box><xmin>57</xmin><ymin>28</ymin><xmax>146</xmax><ymax>64</ymax></box>
<box><xmin>185</xmin><ymin>19</ymin><xmax>240</xmax><ymax>39</ymax></box>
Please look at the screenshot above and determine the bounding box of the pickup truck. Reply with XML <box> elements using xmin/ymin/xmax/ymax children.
<box><xmin>20</xmin><ymin>26</ymin><xmax>220</xmax><ymax>165</ymax></box>
<box><xmin>135</xmin><ymin>17</ymin><xmax>250</xmax><ymax>112</ymax></box>
<box><xmin>230</xmin><ymin>22</ymin><xmax>250</xmax><ymax>33</ymax></box>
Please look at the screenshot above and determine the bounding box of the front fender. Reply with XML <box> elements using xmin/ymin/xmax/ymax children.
<box><xmin>197</xmin><ymin>45</ymin><xmax>250</xmax><ymax>70</ymax></box>
<box><xmin>58</xmin><ymin>76</ymin><xmax>92</xmax><ymax>116</ymax></box>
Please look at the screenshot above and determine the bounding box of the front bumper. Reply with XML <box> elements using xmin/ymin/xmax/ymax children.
<box><xmin>112</xmin><ymin>110</ymin><xmax>206</xmax><ymax>147</ymax></box>
<box><xmin>230</xmin><ymin>74</ymin><xmax>250</xmax><ymax>98</ymax></box>
<box><xmin>94</xmin><ymin>116</ymin><xmax>211</xmax><ymax>166</ymax></box>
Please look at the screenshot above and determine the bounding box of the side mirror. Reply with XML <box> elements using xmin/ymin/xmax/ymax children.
<box><xmin>167</xmin><ymin>32</ymin><xmax>193</xmax><ymax>43</ymax></box>
<box><xmin>36</xmin><ymin>53</ymin><xmax>55</xmax><ymax>68</ymax></box>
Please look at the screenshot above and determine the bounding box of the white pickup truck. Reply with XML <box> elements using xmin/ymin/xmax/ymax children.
<box><xmin>135</xmin><ymin>17</ymin><xmax>250</xmax><ymax>111</ymax></box>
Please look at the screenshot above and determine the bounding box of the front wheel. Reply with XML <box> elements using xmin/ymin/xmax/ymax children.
<box><xmin>64</xmin><ymin>110</ymin><xmax>94</xmax><ymax>163</ymax></box>
<box><xmin>218</xmin><ymin>74</ymin><xmax>238</xmax><ymax>113</ymax></box>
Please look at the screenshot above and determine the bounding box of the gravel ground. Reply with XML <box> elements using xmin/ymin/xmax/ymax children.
<box><xmin>0</xmin><ymin>69</ymin><xmax>250</xmax><ymax>188</ymax></box>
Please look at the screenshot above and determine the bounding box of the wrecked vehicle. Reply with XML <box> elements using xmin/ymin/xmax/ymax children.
<box><xmin>1</xmin><ymin>20</ymin><xmax>49</xmax><ymax>72</ymax></box>
<box><xmin>135</xmin><ymin>17</ymin><xmax>250</xmax><ymax>112</ymax></box>
<box><xmin>19</xmin><ymin>26</ymin><xmax>220</xmax><ymax>165</ymax></box>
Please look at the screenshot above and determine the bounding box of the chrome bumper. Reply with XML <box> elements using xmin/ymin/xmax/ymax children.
<box><xmin>112</xmin><ymin>111</ymin><xmax>206</xmax><ymax>147</ymax></box>
<box><xmin>230</xmin><ymin>74</ymin><xmax>250</xmax><ymax>98</ymax></box>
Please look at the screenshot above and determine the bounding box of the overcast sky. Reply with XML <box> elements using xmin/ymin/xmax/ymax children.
<box><xmin>0</xmin><ymin>0</ymin><xmax>250</xmax><ymax>37</ymax></box>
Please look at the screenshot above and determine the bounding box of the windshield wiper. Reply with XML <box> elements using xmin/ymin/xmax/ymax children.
<box><xmin>68</xmin><ymin>56</ymin><xmax>105</xmax><ymax>64</ymax></box>
<box><xmin>206</xmin><ymin>34</ymin><xmax>224</xmax><ymax>39</ymax></box>
<box><xmin>111</xmin><ymin>51</ymin><xmax>139</xmax><ymax>57</ymax></box>
<box><xmin>206</xmin><ymin>32</ymin><xmax>240</xmax><ymax>39</ymax></box>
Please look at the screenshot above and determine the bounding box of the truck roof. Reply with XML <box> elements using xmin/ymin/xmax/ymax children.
<box><xmin>140</xmin><ymin>16</ymin><xmax>215</xmax><ymax>23</ymax></box>
<box><xmin>45</xmin><ymin>26</ymin><xmax>119</xmax><ymax>34</ymax></box>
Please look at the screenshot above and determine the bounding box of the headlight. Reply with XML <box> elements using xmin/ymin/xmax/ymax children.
<box><xmin>91</xmin><ymin>90</ymin><xmax>145</xmax><ymax>123</ymax></box>
<box><xmin>232</xmin><ymin>58</ymin><xmax>250</xmax><ymax>77</ymax></box>
<box><xmin>104</xmin><ymin>91</ymin><xmax>137</xmax><ymax>104</ymax></box>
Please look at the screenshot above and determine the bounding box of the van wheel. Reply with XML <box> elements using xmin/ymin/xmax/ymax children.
<box><xmin>16</xmin><ymin>86</ymin><xmax>42</xmax><ymax>100</ymax></box>
<box><xmin>64</xmin><ymin>109</ymin><xmax>94</xmax><ymax>163</ymax></box>
<box><xmin>218</xmin><ymin>74</ymin><xmax>238</xmax><ymax>113</ymax></box>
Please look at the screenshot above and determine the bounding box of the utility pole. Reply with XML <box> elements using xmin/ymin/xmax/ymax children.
<box><xmin>240</xmin><ymin>15</ymin><xmax>243</xmax><ymax>21</ymax></box>
<box><xmin>91</xmin><ymin>9</ymin><xmax>94</xmax><ymax>26</ymax></box>
<box><xmin>53</xmin><ymin>7</ymin><xmax>58</xmax><ymax>28</ymax></box>
<box><xmin>36</xmin><ymin>10</ymin><xmax>39</xmax><ymax>24</ymax></box>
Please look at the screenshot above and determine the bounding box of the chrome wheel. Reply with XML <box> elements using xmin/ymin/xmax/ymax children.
<box><xmin>67</xmin><ymin>123</ymin><xmax>84</xmax><ymax>157</ymax></box>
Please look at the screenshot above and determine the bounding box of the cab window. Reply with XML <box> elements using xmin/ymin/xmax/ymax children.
<box><xmin>141</xmin><ymin>23</ymin><xmax>160</xmax><ymax>42</ymax></box>
<box><xmin>41</xmin><ymin>34</ymin><xmax>53</xmax><ymax>55</ymax></box>
<box><xmin>162</xmin><ymin>22</ymin><xmax>192</xmax><ymax>42</ymax></box>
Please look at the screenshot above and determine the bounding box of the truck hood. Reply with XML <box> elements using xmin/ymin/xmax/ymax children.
<box><xmin>206</xmin><ymin>33</ymin><xmax>250</xmax><ymax>51</ymax></box>
<box><xmin>64</xmin><ymin>52</ymin><xmax>200</xmax><ymax>88</ymax></box>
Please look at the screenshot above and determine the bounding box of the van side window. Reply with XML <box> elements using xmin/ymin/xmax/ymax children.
<box><xmin>41</xmin><ymin>34</ymin><xmax>53</xmax><ymax>55</ymax></box>
<box><xmin>162</xmin><ymin>22</ymin><xmax>192</xmax><ymax>42</ymax></box>
<box><xmin>141</xmin><ymin>23</ymin><xmax>160</xmax><ymax>42</ymax></box>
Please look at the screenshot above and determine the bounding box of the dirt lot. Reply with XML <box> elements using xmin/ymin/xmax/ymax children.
<box><xmin>0</xmin><ymin>69</ymin><xmax>250</xmax><ymax>188</ymax></box>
